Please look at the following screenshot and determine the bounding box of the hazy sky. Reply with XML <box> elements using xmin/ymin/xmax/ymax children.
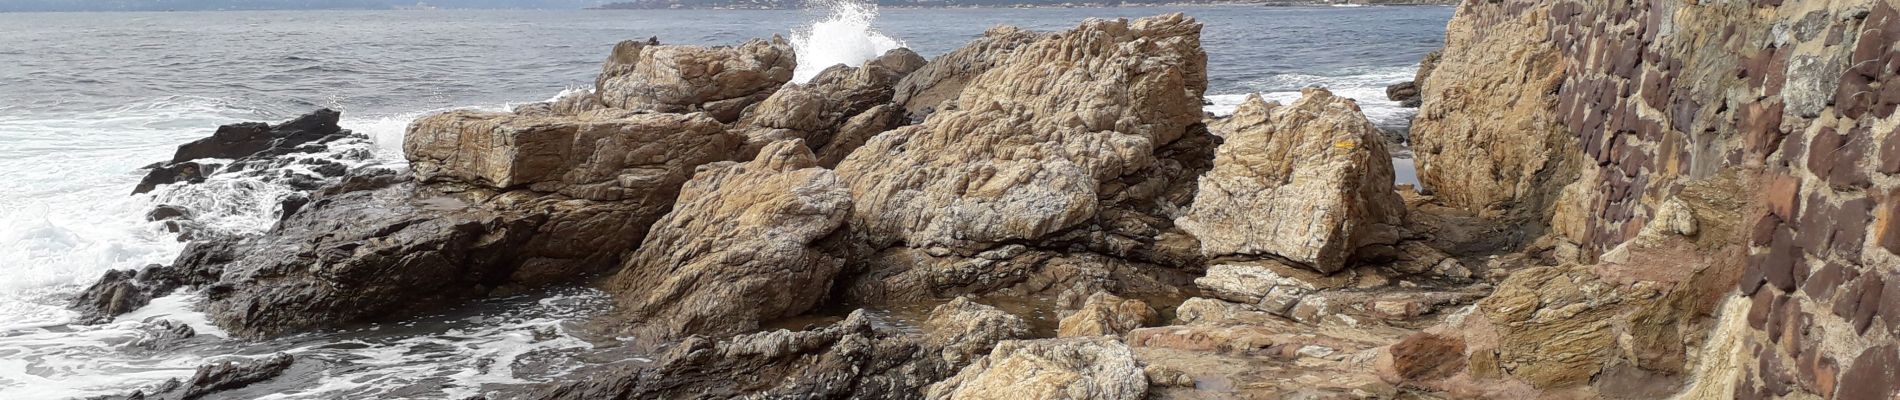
<box><xmin>0</xmin><ymin>0</ymin><xmax>617</xmax><ymax>12</ymax></box>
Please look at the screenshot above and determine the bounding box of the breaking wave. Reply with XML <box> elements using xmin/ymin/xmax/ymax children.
<box><xmin>791</xmin><ymin>0</ymin><xmax>906</xmax><ymax>83</ymax></box>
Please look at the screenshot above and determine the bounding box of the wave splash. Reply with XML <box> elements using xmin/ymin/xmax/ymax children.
<box><xmin>790</xmin><ymin>0</ymin><xmax>906</xmax><ymax>83</ymax></box>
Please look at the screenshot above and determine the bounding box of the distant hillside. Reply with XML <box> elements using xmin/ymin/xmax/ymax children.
<box><xmin>592</xmin><ymin>0</ymin><xmax>1452</xmax><ymax>10</ymax></box>
<box><xmin>0</xmin><ymin>0</ymin><xmax>607</xmax><ymax>12</ymax></box>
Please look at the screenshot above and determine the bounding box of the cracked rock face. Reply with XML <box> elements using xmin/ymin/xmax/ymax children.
<box><xmin>405</xmin><ymin>110</ymin><xmax>738</xmax><ymax>203</ymax></box>
<box><xmin>836</xmin><ymin>13</ymin><xmax>1207</xmax><ymax>253</ymax></box>
<box><xmin>1177</xmin><ymin>87</ymin><xmax>1406</xmax><ymax>273</ymax></box>
<box><xmin>926</xmin><ymin>336</ymin><xmax>1147</xmax><ymax>400</ymax></box>
<box><xmin>594</xmin><ymin>37</ymin><xmax>795</xmax><ymax>122</ymax></box>
<box><xmin>605</xmin><ymin>139</ymin><xmax>853</xmax><ymax>343</ymax></box>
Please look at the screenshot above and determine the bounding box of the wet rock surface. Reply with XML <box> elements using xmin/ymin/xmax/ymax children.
<box><xmin>134</xmin><ymin>109</ymin><xmax>363</xmax><ymax>195</ymax></box>
<box><xmin>93</xmin><ymin>353</ymin><xmax>295</xmax><ymax>400</ymax></box>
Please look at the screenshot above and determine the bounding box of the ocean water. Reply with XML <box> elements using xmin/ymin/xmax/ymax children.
<box><xmin>0</xmin><ymin>4</ymin><xmax>1450</xmax><ymax>398</ymax></box>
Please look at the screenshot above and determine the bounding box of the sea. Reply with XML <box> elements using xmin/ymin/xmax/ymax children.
<box><xmin>0</xmin><ymin>3</ymin><xmax>1451</xmax><ymax>398</ymax></box>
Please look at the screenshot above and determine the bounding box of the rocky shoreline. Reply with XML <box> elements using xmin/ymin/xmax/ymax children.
<box><xmin>79</xmin><ymin>0</ymin><xmax>1900</xmax><ymax>398</ymax></box>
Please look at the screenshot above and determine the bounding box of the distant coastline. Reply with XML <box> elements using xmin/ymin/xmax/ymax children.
<box><xmin>587</xmin><ymin>0</ymin><xmax>1455</xmax><ymax>10</ymax></box>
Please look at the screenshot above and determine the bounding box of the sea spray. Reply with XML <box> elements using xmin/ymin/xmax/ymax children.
<box><xmin>791</xmin><ymin>0</ymin><xmax>906</xmax><ymax>83</ymax></box>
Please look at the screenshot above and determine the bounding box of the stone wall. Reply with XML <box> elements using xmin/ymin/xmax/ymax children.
<box><xmin>1414</xmin><ymin>0</ymin><xmax>1900</xmax><ymax>397</ymax></box>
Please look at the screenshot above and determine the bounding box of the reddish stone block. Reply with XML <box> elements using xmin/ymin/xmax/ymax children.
<box><xmin>1802</xmin><ymin>261</ymin><xmax>1860</xmax><ymax>302</ymax></box>
<box><xmin>1766</xmin><ymin>226</ymin><xmax>1803</xmax><ymax>292</ymax></box>
<box><xmin>1836</xmin><ymin>345</ymin><xmax>1900</xmax><ymax>400</ymax></box>
<box><xmin>1765</xmin><ymin>174</ymin><xmax>1801</xmax><ymax>220</ymax></box>
<box><xmin>1796</xmin><ymin>351</ymin><xmax>1840</xmax><ymax>398</ymax></box>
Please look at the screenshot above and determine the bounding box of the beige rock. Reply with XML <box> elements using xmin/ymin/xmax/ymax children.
<box><xmin>604</xmin><ymin>140</ymin><xmax>852</xmax><ymax>343</ymax></box>
<box><xmin>837</xmin><ymin>14</ymin><xmax>1207</xmax><ymax>252</ymax></box>
<box><xmin>925</xmin><ymin>296</ymin><xmax>1032</xmax><ymax>364</ymax></box>
<box><xmin>403</xmin><ymin>110</ymin><xmax>738</xmax><ymax>203</ymax></box>
<box><xmin>891</xmin><ymin>26</ymin><xmax>1041</xmax><ymax>118</ymax></box>
<box><xmin>1176</xmin><ymin>87</ymin><xmax>1406</xmax><ymax>273</ymax></box>
<box><xmin>1204</xmin><ymin>93</ymin><xmax>1276</xmax><ymax>137</ymax></box>
<box><xmin>926</xmin><ymin>336</ymin><xmax>1147</xmax><ymax>400</ymax></box>
<box><xmin>1408</xmin><ymin>0</ymin><xmax>1571</xmax><ymax>218</ymax></box>
<box><xmin>734</xmin><ymin>48</ymin><xmax>924</xmax><ymax>164</ymax></box>
<box><xmin>595</xmin><ymin>37</ymin><xmax>795</xmax><ymax>122</ymax></box>
<box><xmin>1056</xmin><ymin>292</ymin><xmax>1159</xmax><ymax>337</ymax></box>
<box><xmin>1194</xmin><ymin>261</ymin><xmax>1350</xmax><ymax>315</ymax></box>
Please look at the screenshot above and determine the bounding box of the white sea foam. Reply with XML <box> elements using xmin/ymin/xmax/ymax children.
<box><xmin>0</xmin><ymin>96</ymin><xmax>599</xmax><ymax>399</ymax></box>
<box><xmin>791</xmin><ymin>0</ymin><xmax>906</xmax><ymax>83</ymax></box>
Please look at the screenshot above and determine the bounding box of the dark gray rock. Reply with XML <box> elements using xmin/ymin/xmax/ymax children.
<box><xmin>519</xmin><ymin>308</ymin><xmax>1022</xmax><ymax>400</ymax></box>
<box><xmin>133</xmin><ymin>109</ymin><xmax>362</xmax><ymax>195</ymax></box>
<box><xmin>98</xmin><ymin>353</ymin><xmax>295</xmax><ymax>400</ymax></box>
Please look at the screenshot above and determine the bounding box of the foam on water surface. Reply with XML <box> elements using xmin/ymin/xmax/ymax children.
<box><xmin>791</xmin><ymin>0</ymin><xmax>906</xmax><ymax>83</ymax></box>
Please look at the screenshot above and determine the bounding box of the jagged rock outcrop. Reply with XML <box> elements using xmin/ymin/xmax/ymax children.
<box><xmin>733</xmin><ymin>48</ymin><xmax>925</xmax><ymax>165</ymax></box>
<box><xmin>101</xmin><ymin>353</ymin><xmax>295</xmax><ymax>400</ymax></box>
<box><xmin>85</xmin><ymin>33</ymin><xmax>821</xmax><ymax>337</ymax></box>
<box><xmin>526</xmin><ymin>305</ymin><xmax>1028</xmax><ymax>400</ymax></box>
<box><xmin>838</xmin><ymin>14</ymin><xmax>1205</xmax><ymax>252</ymax></box>
<box><xmin>830</xmin><ymin>14</ymin><xmax>1214</xmax><ymax>311</ymax></box>
<box><xmin>925</xmin><ymin>336</ymin><xmax>1146</xmax><ymax>400</ymax></box>
<box><xmin>605</xmin><ymin>140</ymin><xmax>853</xmax><ymax>343</ymax></box>
<box><xmin>593</xmin><ymin>37</ymin><xmax>795</xmax><ymax>122</ymax></box>
<box><xmin>167</xmin><ymin>104</ymin><xmax>748</xmax><ymax>338</ymax></box>
<box><xmin>926</xmin><ymin>297</ymin><xmax>1032</xmax><ymax>363</ymax></box>
<box><xmin>1408</xmin><ymin>0</ymin><xmax>1573</xmax><ymax>221</ymax></box>
<box><xmin>69</xmin><ymin>263</ymin><xmax>214</xmax><ymax>324</ymax></box>
<box><xmin>1176</xmin><ymin>87</ymin><xmax>1405</xmax><ymax>273</ymax></box>
<box><xmin>134</xmin><ymin>109</ymin><xmax>364</xmax><ymax>194</ymax></box>
<box><xmin>890</xmin><ymin>26</ymin><xmax>1040</xmax><ymax>119</ymax></box>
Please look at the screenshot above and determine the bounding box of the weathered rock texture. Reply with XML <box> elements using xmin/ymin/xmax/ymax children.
<box><xmin>925</xmin><ymin>336</ymin><xmax>1147</xmax><ymax>400</ymax></box>
<box><xmin>1056</xmin><ymin>292</ymin><xmax>1158</xmax><ymax>337</ymax></box>
<box><xmin>733</xmin><ymin>48</ymin><xmax>925</xmax><ymax>166</ymax></box>
<box><xmin>1409</xmin><ymin>0</ymin><xmax>1574</xmax><ymax>221</ymax></box>
<box><xmin>1176</xmin><ymin>87</ymin><xmax>1406</xmax><ymax>273</ymax></box>
<box><xmin>133</xmin><ymin>109</ymin><xmax>363</xmax><ymax>195</ymax></box>
<box><xmin>85</xmin><ymin>34</ymin><xmax>823</xmax><ymax>337</ymax></box>
<box><xmin>593</xmin><ymin>37</ymin><xmax>795</xmax><ymax>122</ymax></box>
<box><xmin>1403</xmin><ymin>0</ymin><xmax>1900</xmax><ymax>398</ymax></box>
<box><xmin>890</xmin><ymin>26</ymin><xmax>1040</xmax><ymax>119</ymax></box>
<box><xmin>103</xmin><ymin>353</ymin><xmax>296</xmax><ymax>400</ymax></box>
<box><xmin>405</xmin><ymin>110</ymin><xmax>735</xmax><ymax>203</ymax></box>
<box><xmin>834</xmin><ymin>14</ymin><xmax>1212</xmax><ymax>306</ymax></box>
<box><xmin>605</xmin><ymin>139</ymin><xmax>852</xmax><ymax>343</ymax></box>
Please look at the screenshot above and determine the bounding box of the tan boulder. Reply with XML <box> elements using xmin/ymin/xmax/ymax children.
<box><xmin>926</xmin><ymin>336</ymin><xmax>1148</xmax><ymax>400</ymax></box>
<box><xmin>926</xmin><ymin>296</ymin><xmax>1032</xmax><ymax>363</ymax></box>
<box><xmin>604</xmin><ymin>139</ymin><xmax>852</xmax><ymax>343</ymax></box>
<box><xmin>1407</xmin><ymin>0</ymin><xmax>1570</xmax><ymax>218</ymax></box>
<box><xmin>891</xmin><ymin>26</ymin><xmax>1041</xmax><ymax>118</ymax></box>
<box><xmin>403</xmin><ymin>110</ymin><xmax>738</xmax><ymax>203</ymax></box>
<box><xmin>836</xmin><ymin>13</ymin><xmax>1207</xmax><ymax>252</ymax></box>
<box><xmin>1175</xmin><ymin>87</ymin><xmax>1405</xmax><ymax>273</ymax></box>
<box><xmin>1056</xmin><ymin>292</ymin><xmax>1159</xmax><ymax>337</ymax></box>
<box><xmin>594</xmin><ymin>37</ymin><xmax>795</xmax><ymax>122</ymax></box>
<box><xmin>1204</xmin><ymin>93</ymin><xmax>1275</xmax><ymax>137</ymax></box>
<box><xmin>734</xmin><ymin>48</ymin><xmax>925</xmax><ymax>164</ymax></box>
